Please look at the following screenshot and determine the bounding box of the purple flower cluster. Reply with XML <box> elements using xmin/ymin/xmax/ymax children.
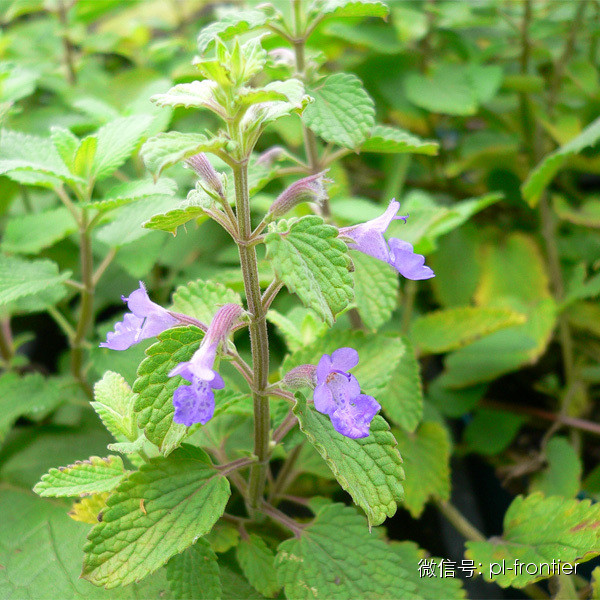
<box><xmin>339</xmin><ymin>200</ymin><xmax>434</xmax><ymax>280</ymax></box>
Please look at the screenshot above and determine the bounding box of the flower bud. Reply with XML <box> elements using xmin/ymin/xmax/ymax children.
<box><xmin>185</xmin><ymin>153</ymin><xmax>224</xmax><ymax>198</ymax></box>
<box><xmin>283</xmin><ymin>364</ymin><xmax>317</xmax><ymax>390</ymax></box>
<box><xmin>256</xmin><ymin>146</ymin><xmax>285</xmax><ymax>167</ymax></box>
<box><xmin>268</xmin><ymin>171</ymin><xmax>330</xmax><ymax>219</ymax></box>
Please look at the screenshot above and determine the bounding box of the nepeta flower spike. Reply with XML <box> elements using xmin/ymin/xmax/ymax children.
<box><xmin>185</xmin><ymin>152</ymin><xmax>224</xmax><ymax>198</ymax></box>
<box><xmin>313</xmin><ymin>347</ymin><xmax>380</xmax><ymax>439</ymax></box>
<box><xmin>169</xmin><ymin>303</ymin><xmax>244</xmax><ymax>426</ymax></box>
<box><xmin>100</xmin><ymin>281</ymin><xmax>177</xmax><ymax>351</ymax></box>
<box><xmin>268</xmin><ymin>171</ymin><xmax>330</xmax><ymax>219</ymax></box>
<box><xmin>339</xmin><ymin>199</ymin><xmax>434</xmax><ymax>280</ymax></box>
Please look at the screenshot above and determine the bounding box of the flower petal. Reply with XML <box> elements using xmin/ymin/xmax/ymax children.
<box><xmin>99</xmin><ymin>313</ymin><xmax>144</xmax><ymax>351</ymax></box>
<box><xmin>314</xmin><ymin>383</ymin><xmax>336</xmax><ymax>415</ymax></box>
<box><xmin>388</xmin><ymin>238</ymin><xmax>435</xmax><ymax>280</ymax></box>
<box><xmin>172</xmin><ymin>380</ymin><xmax>215</xmax><ymax>426</ymax></box>
<box><xmin>315</xmin><ymin>353</ymin><xmax>333</xmax><ymax>383</ymax></box>
<box><xmin>330</xmin><ymin>347</ymin><xmax>359</xmax><ymax>372</ymax></box>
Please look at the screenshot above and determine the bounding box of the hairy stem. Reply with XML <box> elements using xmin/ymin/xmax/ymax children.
<box><xmin>233</xmin><ymin>163</ymin><xmax>271</xmax><ymax>510</ymax></box>
<box><xmin>0</xmin><ymin>318</ymin><xmax>13</xmax><ymax>364</ymax></box>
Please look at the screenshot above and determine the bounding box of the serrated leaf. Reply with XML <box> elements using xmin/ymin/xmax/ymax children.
<box><xmin>309</xmin><ymin>0</ymin><xmax>389</xmax><ymax>20</ymax></box>
<box><xmin>265</xmin><ymin>216</ymin><xmax>353</xmax><ymax>325</ymax></box>
<box><xmin>466</xmin><ymin>493</ymin><xmax>600</xmax><ymax>588</ymax></box>
<box><xmin>236</xmin><ymin>534</ymin><xmax>280</xmax><ymax>598</ymax></box>
<box><xmin>91</xmin><ymin>371</ymin><xmax>137</xmax><ymax>442</ymax></box>
<box><xmin>0</xmin><ymin>255</ymin><xmax>70</xmax><ymax>309</ymax></box>
<box><xmin>294</xmin><ymin>392</ymin><xmax>404</xmax><ymax>527</ymax></box>
<box><xmin>143</xmin><ymin>204</ymin><xmax>207</xmax><ymax>234</ymax></box>
<box><xmin>171</xmin><ymin>279</ymin><xmax>241</xmax><ymax>324</ymax></box>
<box><xmin>303</xmin><ymin>73</ymin><xmax>375</xmax><ymax>148</ymax></box>
<box><xmin>197</xmin><ymin>9</ymin><xmax>269</xmax><ymax>54</ymax></box>
<box><xmin>0</xmin><ymin>372</ymin><xmax>65</xmax><ymax>443</ymax></box>
<box><xmin>412</xmin><ymin>306</ymin><xmax>527</xmax><ymax>354</ymax></box>
<box><xmin>523</xmin><ymin>117</ymin><xmax>600</xmax><ymax>207</ymax></box>
<box><xmin>351</xmin><ymin>250</ymin><xmax>398</xmax><ymax>330</ymax></box>
<box><xmin>82</xmin><ymin>445</ymin><xmax>230</xmax><ymax>588</ymax></box>
<box><xmin>267</xmin><ymin>307</ymin><xmax>328</xmax><ymax>353</ymax></box>
<box><xmin>2</xmin><ymin>206</ymin><xmax>77</xmax><ymax>254</ymax></box>
<box><xmin>141</xmin><ymin>132</ymin><xmax>228</xmax><ymax>179</ymax></box>
<box><xmin>133</xmin><ymin>326</ymin><xmax>203</xmax><ymax>454</ymax></box>
<box><xmin>361</xmin><ymin>124</ymin><xmax>439</xmax><ymax>155</ymax></box>
<box><xmin>87</xmin><ymin>178</ymin><xmax>177</xmax><ymax>212</ymax></box>
<box><xmin>50</xmin><ymin>125</ymin><xmax>79</xmax><ymax>170</ymax></box>
<box><xmin>91</xmin><ymin>115</ymin><xmax>153</xmax><ymax>181</ymax></box>
<box><xmin>73</xmin><ymin>135</ymin><xmax>97</xmax><ymax>179</ymax></box>
<box><xmin>393</xmin><ymin>422</ymin><xmax>450</xmax><ymax>518</ymax></box>
<box><xmin>0</xmin><ymin>489</ymin><xmax>172</xmax><ymax>599</ymax></box>
<box><xmin>151</xmin><ymin>80</ymin><xmax>219</xmax><ymax>110</ymax></box>
<box><xmin>166</xmin><ymin>540</ymin><xmax>221</xmax><ymax>600</ymax></box>
<box><xmin>275</xmin><ymin>503</ymin><xmax>418</xmax><ymax>600</ymax></box>
<box><xmin>69</xmin><ymin>493</ymin><xmax>110</xmax><ymax>525</ymax></box>
<box><xmin>377</xmin><ymin>336</ymin><xmax>423</xmax><ymax>432</ymax></box>
<box><xmin>530</xmin><ymin>437</ymin><xmax>582</xmax><ymax>498</ymax></box>
<box><xmin>34</xmin><ymin>455</ymin><xmax>126</xmax><ymax>497</ymax></box>
<box><xmin>0</xmin><ymin>128</ymin><xmax>82</xmax><ymax>187</ymax></box>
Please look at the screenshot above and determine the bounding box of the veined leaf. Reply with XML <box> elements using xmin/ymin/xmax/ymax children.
<box><xmin>308</xmin><ymin>0</ymin><xmax>389</xmax><ymax>20</ymax></box>
<box><xmin>197</xmin><ymin>9</ymin><xmax>269</xmax><ymax>54</ymax></box>
<box><xmin>265</xmin><ymin>216</ymin><xmax>353</xmax><ymax>325</ymax></box>
<box><xmin>466</xmin><ymin>493</ymin><xmax>600</xmax><ymax>588</ymax></box>
<box><xmin>530</xmin><ymin>437</ymin><xmax>582</xmax><ymax>498</ymax></box>
<box><xmin>143</xmin><ymin>204</ymin><xmax>208</xmax><ymax>234</ymax></box>
<box><xmin>69</xmin><ymin>493</ymin><xmax>110</xmax><ymax>525</ymax></box>
<box><xmin>151</xmin><ymin>80</ymin><xmax>220</xmax><ymax>111</ymax></box>
<box><xmin>87</xmin><ymin>178</ymin><xmax>177</xmax><ymax>213</ymax></box>
<box><xmin>393</xmin><ymin>422</ymin><xmax>450</xmax><ymax>518</ymax></box>
<box><xmin>523</xmin><ymin>116</ymin><xmax>600</xmax><ymax>207</ymax></box>
<box><xmin>303</xmin><ymin>73</ymin><xmax>375</xmax><ymax>148</ymax></box>
<box><xmin>294</xmin><ymin>392</ymin><xmax>404</xmax><ymax>527</ymax></box>
<box><xmin>50</xmin><ymin>125</ymin><xmax>80</xmax><ymax>171</ymax></box>
<box><xmin>91</xmin><ymin>115</ymin><xmax>153</xmax><ymax>181</ymax></box>
<box><xmin>236</xmin><ymin>534</ymin><xmax>280</xmax><ymax>598</ymax></box>
<box><xmin>34</xmin><ymin>456</ymin><xmax>126</xmax><ymax>497</ymax></box>
<box><xmin>82</xmin><ymin>445</ymin><xmax>230</xmax><ymax>588</ymax></box>
<box><xmin>275</xmin><ymin>503</ymin><xmax>418</xmax><ymax>599</ymax></box>
<box><xmin>91</xmin><ymin>371</ymin><xmax>137</xmax><ymax>442</ymax></box>
<box><xmin>411</xmin><ymin>306</ymin><xmax>527</xmax><ymax>354</ymax></box>
<box><xmin>171</xmin><ymin>279</ymin><xmax>241</xmax><ymax>324</ymax></box>
<box><xmin>133</xmin><ymin>326</ymin><xmax>203</xmax><ymax>455</ymax></box>
<box><xmin>361</xmin><ymin>124</ymin><xmax>439</xmax><ymax>155</ymax></box>
<box><xmin>141</xmin><ymin>132</ymin><xmax>228</xmax><ymax>180</ymax></box>
<box><xmin>166</xmin><ymin>540</ymin><xmax>221</xmax><ymax>600</ymax></box>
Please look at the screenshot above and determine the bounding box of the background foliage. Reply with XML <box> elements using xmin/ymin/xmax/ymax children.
<box><xmin>1</xmin><ymin>0</ymin><xmax>600</xmax><ymax>598</ymax></box>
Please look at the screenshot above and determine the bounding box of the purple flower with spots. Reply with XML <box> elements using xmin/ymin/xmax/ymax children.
<box><xmin>339</xmin><ymin>199</ymin><xmax>434</xmax><ymax>280</ymax></box>
<box><xmin>314</xmin><ymin>347</ymin><xmax>380</xmax><ymax>439</ymax></box>
<box><xmin>169</xmin><ymin>303</ymin><xmax>243</xmax><ymax>427</ymax></box>
<box><xmin>100</xmin><ymin>281</ymin><xmax>177</xmax><ymax>350</ymax></box>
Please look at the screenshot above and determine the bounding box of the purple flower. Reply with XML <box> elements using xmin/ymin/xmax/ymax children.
<box><xmin>169</xmin><ymin>303</ymin><xmax>243</xmax><ymax>427</ymax></box>
<box><xmin>268</xmin><ymin>171</ymin><xmax>330</xmax><ymax>219</ymax></box>
<box><xmin>314</xmin><ymin>347</ymin><xmax>380</xmax><ymax>439</ymax></box>
<box><xmin>339</xmin><ymin>200</ymin><xmax>434</xmax><ymax>280</ymax></box>
<box><xmin>100</xmin><ymin>281</ymin><xmax>177</xmax><ymax>350</ymax></box>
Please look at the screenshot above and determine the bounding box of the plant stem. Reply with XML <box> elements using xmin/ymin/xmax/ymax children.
<box><xmin>56</xmin><ymin>0</ymin><xmax>77</xmax><ymax>85</ymax></box>
<box><xmin>260</xmin><ymin>501</ymin><xmax>303</xmax><ymax>537</ymax></box>
<box><xmin>232</xmin><ymin>163</ymin><xmax>271</xmax><ymax>510</ymax></box>
<box><xmin>401</xmin><ymin>280</ymin><xmax>417</xmax><ymax>334</ymax></box>
<box><xmin>71</xmin><ymin>208</ymin><xmax>94</xmax><ymax>398</ymax></box>
<box><xmin>269</xmin><ymin>442</ymin><xmax>303</xmax><ymax>501</ymax></box>
<box><xmin>0</xmin><ymin>318</ymin><xmax>13</xmax><ymax>363</ymax></box>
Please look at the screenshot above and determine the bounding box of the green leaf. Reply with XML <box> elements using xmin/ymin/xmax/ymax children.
<box><xmin>87</xmin><ymin>178</ymin><xmax>177</xmax><ymax>213</ymax></box>
<box><xmin>0</xmin><ymin>255</ymin><xmax>69</xmax><ymax>308</ymax></box>
<box><xmin>2</xmin><ymin>206</ymin><xmax>76</xmax><ymax>254</ymax></box>
<box><xmin>309</xmin><ymin>0</ymin><xmax>389</xmax><ymax>20</ymax></box>
<box><xmin>0</xmin><ymin>489</ymin><xmax>172</xmax><ymax>599</ymax></box>
<box><xmin>34</xmin><ymin>455</ymin><xmax>126</xmax><ymax>497</ymax></box>
<box><xmin>466</xmin><ymin>493</ymin><xmax>600</xmax><ymax>588</ymax></box>
<box><xmin>265</xmin><ymin>216</ymin><xmax>353</xmax><ymax>325</ymax></box>
<box><xmin>523</xmin><ymin>117</ymin><xmax>600</xmax><ymax>207</ymax></box>
<box><xmin>0</xmin><ymin>128</ymin><xmax>82</xmax><ymax>187</ymax></box>
<box><xmin>377</xmin><ymin>336</ymin><xmax>423</xmax><ymax>432</ymax></box>
<box><xmin>220</xmin><ymin>565</ymin><xmax>265</xmax><ymax>600</ymax></box>
<box><xmin>293</xmin><ymin>392</ymin><xmax>404</xmax><ymax>527</ymax></box>
<box><xmin>236</xmin><ymin>534</ymin><xmax>280</xmax><ymax>598</ymax></box>
<box><xmin>530</xmin><ymin>437</ymin><xmax>582</xmax><ymax>498</ymax></box>
<box><xmin>592</xmin><ymin>567</ymin><xmax>600</xmax><ymax>600</ymax></box>
<box><xmin>143</xmin><ymin>204</ymin><xmax>207</xmax><ymax>234</ymax></box>
<box><xmin>393</xmin><ymin>422</ymin><xmax>450</xmax><ymax>518</ymax></box>
<box><xmin>151</xmin><ymin>80</ymin><xmax>219</xmax><ymax>110</ymax></box>
<box><xmin>91</xmin><ymin>371</ymin><xmax>137</xmax><ymax>442</ymax></box>
<box><xmin>82</xmin><ymin>445</ymin><xmax>230</xmax><ymax>588</ymax></box>
<box><xmin>463</xmin><ymin>408</ymin><xmax>525</xmax><ymax>455</ymax></box>
<box><xmin>303</xmin><ymin>73</ymin><xmax>375</xmax><ymax>148</ymax></box>
<box><xmin>404</xmin><ymin>66</ymin><xmax>477</xmax><ymax>116</ymax></box>
<box><xmin>351</xmin><ymin>250</ymin><xmax>398</xmax><ymax>330</ymax></box>
<box><xmin>141</xmin><ymin>132</ymin><xmax>228</xmax><ymax>180</ymax></box>
<box><xmin>275</xmin><ymin>503</ymin><xmax>418</xmax><ymax>599</ymax></box>
<box><xmin>133</xmin><ymin>326</ymin><xmax>203</xmax><ymax>455</ymax></box>
<box><xmin>166</xmin><ymin>540</ymin><xmax>221</xmax><ymax>600</ymax></box>
<box><xmin>69</xmin><ymin>493</ymin><xmax>110</xmax><ymax>524</ymax></box>
<box><xmin>0</xmin><ymin>372</ymin><xmax>65</xmax><ymax>443</ymax></box>
<box><xmin>50</xmin><ymin>125</ymin><xmax>80</xmax><ymax>170</ymax></box>
<box><xmin>73</xmin><ymin>135</ymin><xmax>98</xmax><ymax>179</ymax></box>
<box><xmin>91</xmin><ymin>115</ymin><xmax>153</xmax><ymax>181</ymax></box>
<box><xmin>171</xmin><ymin>279</ymin><xmax>241</xmax><ymax>324</ymax></box>
<box><xmin>196</xmin><ymin>9</ymin><xmax>269</xmax><ymax>54</ymax></box>
<box><xmin>361</xmin><ymin>124</ymin><xmax>439</xmax><ymax>155</ymax></box>
<box><xmin>411</xmin><ymin>306</ymin><xmax>527</xmax><ymax>354</ymax></box>
<box><xmin>554</xmin><ymin>195</ymin><xmax>600</xmax><ymax>228</ymax></box>
<box><xmin>267</xmin><ymin>307</ymin><xmax>328</xmax><ymax>353</ymax></box>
